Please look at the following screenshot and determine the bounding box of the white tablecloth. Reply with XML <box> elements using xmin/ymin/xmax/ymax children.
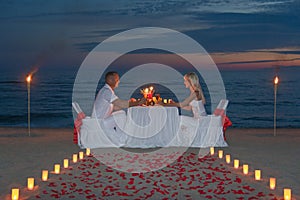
<box><xmin>123</xmin><ymin>106</ymin><xmax>180</xmax><ymax>147</ymax></box>
<box><xmin>79</xmin><ymin>106</ymin><xmax>227</xmax><ymax>148</ymax></box>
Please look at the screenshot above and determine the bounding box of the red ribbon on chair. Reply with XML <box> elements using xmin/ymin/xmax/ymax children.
<box><xmin>73</xmin><ymin>112</ymin><xmax>86</xmax><ymax>144</ymax></box>
<box><xmin>213</xmin><ymin>108</ymin><xmax>225</xmax><ymax>116</ymax></box>
<box><xmin>213</xmin><ymin>109</ymin><xmax>232</xmax><ymax>141</ymax></box>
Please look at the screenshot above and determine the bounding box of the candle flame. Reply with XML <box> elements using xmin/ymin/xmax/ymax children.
<box><xmin>149</xmin><ymin>86</ymin><xmax>154</xmax><ymax>91</ymax></box>
<box><xmin>26</xmin><ymin>74</ymin><xmax>32</xmax><ymax>83</ymax></box>
<box><xmin>274</xmin><ymin>76</ymin><xmax>279</xmax><ymax>85</ymax></box>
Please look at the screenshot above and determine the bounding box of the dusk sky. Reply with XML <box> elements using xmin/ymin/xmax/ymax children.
<box><xmin>1</xmin><ymin>0</ymin><xmax>300</xmax><ymax>72</ymax></box>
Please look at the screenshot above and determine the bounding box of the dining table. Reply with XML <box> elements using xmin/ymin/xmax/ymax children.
<box><xmin>78</xmin><ymin>105</ymin><xmax>227</xmax><ymax>148</ymax></box>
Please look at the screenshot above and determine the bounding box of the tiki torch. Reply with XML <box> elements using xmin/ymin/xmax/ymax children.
<box><xmin>274</xmin><ymin>76</ymin><xmax>279</xmax><ymax>136</ymax></box>
<box><xmin>26</xmin><ymin>74</ymin><xmax>32</xmax><ymax>136</ymax></box>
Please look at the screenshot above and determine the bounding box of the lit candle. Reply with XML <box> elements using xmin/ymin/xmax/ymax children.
<box><xmin>234</xmin><ymin>159</ymin><xmax>239</xmax><ymax>169</ymax></box>
<box><xmin>270</xmin><ymin>177</ymin><xmax>276</xmax><ymax>190</ymax></box>
<box><xmin>168</xmin><ymin>99</ymin><xmax>172</xmax><ymax>103</ymax></box>
<box><xmin>11</xmin><ymin>188</ymin><xmax>19</xmax><ymax>200</ymax></box>
<box><xmin>54</xmin><ymin>164</ymin><xmax>60</xmax><ymax>174</ymax></box>
<box><xmin>210</xmin><ymin>147</ymin><xmax>214</xmax><ymax>155</ymax></box>
<box><xmin>42</xmin><ymin>170</ymin><xmax>48</xmax><ymax>181</ymax></box>
<box><xmin>225</xmin><ymin>154</ymin><xmax>230</xmax><ymax>163</ymax></box>
<box><xmin>27</xmin><ymin>178</ymin><xmax>34</xmax><ymax>190</ymax></box>
<box><xmin>86</xmin><ymin>148</ymin><xmax>91</xmax><ymax>156</ymax></box>
<box><xmin>163</xmin><ymin>99</ymin><xmax>167</xmax><ymax>104</ymax></box>
<box><xmin>152</xmin><ymin>96</ymin><xmax>156</xmax><ymax>103</ymax></box>
<box><xmin>218</xmin><ymin>150</ymin><xmax>223</xmax><ymax>158</ymax></box>
<box><xmin>73</xmin><ymin>154</ymin><xmax>78</xmax><ymax>163</ymax></box>
<box><xmin>64</xmin><ymin>159</ymin><xmax>69</xmax><ymax>168</ymax></box>
<box><xmin>255</xmin><ymin>170</ymin><xmax>261</xmax><ymax>180</ymax></box>
<box><xmin>149</xmin><ymin>86</ymin><xmax>153</xmax><ymax>91</ymax></box>
<box><xmin>79</xmin><ymin>151</ymin><xmax>84</xmax><ymax>160</ymax></box>
<box><xmin>243</xmin><ymin>164</ymin><xmax>249</xmax><ymax>174</ymax></box>
<box><xmin>284</xmin><ymin>188</ymin><xmax>291</xmax><ymax>200</ymax></box>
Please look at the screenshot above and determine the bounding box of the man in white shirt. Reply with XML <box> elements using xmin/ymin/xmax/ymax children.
<box><xmin>92</xmin><ymin>71</ymin><xmax>145</xmax><ymax>119</ymax></box>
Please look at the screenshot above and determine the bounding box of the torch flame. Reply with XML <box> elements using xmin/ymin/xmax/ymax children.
<box><xmin>26</xmin><ymin>75</ymin><xmax>32</xmax><ymax>83</ymax></box>
<box><xmin>274</xmin><ymin>76</ymin><xmax>279</xmax><ymax>85</ymax></box>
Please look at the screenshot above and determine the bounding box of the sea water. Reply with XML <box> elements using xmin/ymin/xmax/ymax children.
<box><xmin>0</xmin><ymin>66</ymin><xmax>299</xmax><ymax>128</ymax></box>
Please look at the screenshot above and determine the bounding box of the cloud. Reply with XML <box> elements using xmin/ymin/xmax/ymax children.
<box><xmin>187</xmin><ymin>0</ymin><xmax>295</xmax><ymax>14</ymax></box>
<box><xmin>211</xmin><ymin>47</ymin><xmax>300</xmax><ymax>68</ymax></box>
<box><xmin>1</xmin><ymin>0</ymin><xmax>300</xmax><ymax>69</ymax></box>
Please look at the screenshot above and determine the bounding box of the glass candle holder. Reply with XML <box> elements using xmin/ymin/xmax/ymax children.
<box><xmin>79</xmin><ymin>151</ymin><xmax>84</xmax><ymax>160</ymax></box>
<box><xmin>218</xmin><ymin>150</ymin><xmax>223</xmax><ymax>159</ymax></box>
<box><xmin>54</xmin><ymin>164</ymin><xmax>60</xmax><ymax>174</ymax></box>
<box><xmin>255</xmin><ymin>170</ymin><xmax>261</xmax><ymax>180</ymax></box>
<box><xmin>27</xmin><ymin>178</ymin><xmax>34</xmax><ymax>190</ymax></box>
<box><xmin>225</xmin><ymin>155</ymin><xmax>230</xmax><ymax>164</ymax></box>
<box><xmin>86</xmin><ymin>148</ymin><xmax>91</xmax><ymax>156</ymax></box>
<box><xmin>42</xmin><ymin>170</ymin><xmax>48</xmax><ymax>181</ymax></box>
<box><xmin>73</xmin><ymin>154</ymin><xmax>78</xmax><ymax>163</ymax></box>
<box><xmin>284</xmin><ymin>188</ymin><xmax>291</xmax><ymax>200</ymax></box>
<box><xmin>269</xmin><ymin>177</ymin><xmax>276</xmax><ymax>190</ymax></box>
<box><xmin>11</xmin><ymin>188</ymin><xmax>19</xmax><ymax>200</ymax></box>
<box><xmin>64</xmin><ymin>159</ymin><xmax>69</xmax><ymax>168</ymax></box>
<box><xmin>243</xmin><ymin>164</ymin><xmax>249</xmax><ymax>175</ymax></box>
<box><xmin>234</xmin><ymin>159</ymin><xmax>239</xmax><ymax>169</ymax></box>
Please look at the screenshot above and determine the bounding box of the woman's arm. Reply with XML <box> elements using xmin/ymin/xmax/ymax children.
<box><xmin>178</xmin><ymin>92</ymin><xmax>196</xmax><ymax>107</ymax></box>
<box><xmin>182</xmin><ymin>105</ymin><xmax>192</xmax><ymax>111</ymax></box>
<box><xmin>160</xmin><ymin>92</ymin><xmax>196</xmax><ymax>108</ymax></box>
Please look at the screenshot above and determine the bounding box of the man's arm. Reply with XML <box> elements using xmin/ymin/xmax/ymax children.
<box><xmin>113</xmin><ymin>98</ymin><xmax>146</xmax><ymax>110</ymax></box>
<box><xmin>112</xmin><ymin>99</ymin><xmax>130</xmax><ymax>110</ymax></box>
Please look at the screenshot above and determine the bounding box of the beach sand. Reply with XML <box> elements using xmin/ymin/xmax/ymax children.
<box><xmin>0</xmin><ymin>127</ymin><xmax>299</xmax><ymax>199</ymax></box>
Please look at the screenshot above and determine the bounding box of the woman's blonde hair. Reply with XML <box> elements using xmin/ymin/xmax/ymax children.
<box><xmin>184</xmin><ymin>72</ymin><xmax>206</xmax><ymax>104</ymax></box>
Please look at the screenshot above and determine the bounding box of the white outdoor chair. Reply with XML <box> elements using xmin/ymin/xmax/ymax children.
<box><xmin>213</xmin><ymin>99</ymin><xmax>229</xmax><ymax>116</ymax></box>
<box><xmin>72</xmin><ymin>102</ymin><xmax>83</xmax><ymax>114</ymax></box>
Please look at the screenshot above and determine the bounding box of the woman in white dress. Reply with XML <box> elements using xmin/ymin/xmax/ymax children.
<box><xmin>157</xmin><ymin>72</ymin><xmax>211</xmax><ymax>147</ymax></box>
<box><xmin>161</xmin><ymin>72</ymin><xmax>207</xmax><ymax>117</ymax></box>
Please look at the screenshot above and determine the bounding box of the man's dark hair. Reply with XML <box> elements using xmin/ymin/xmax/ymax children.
<box><xmin>105</xmin><ymin>71</ymin><xmax>118</xmax><ymax>82</ymax></box>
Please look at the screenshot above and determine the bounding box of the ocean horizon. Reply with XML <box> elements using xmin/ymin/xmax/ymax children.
<box><xmin>0</xmin><ymin>66</ymin><xmax>299</xmax><ymax>128</ymax></box>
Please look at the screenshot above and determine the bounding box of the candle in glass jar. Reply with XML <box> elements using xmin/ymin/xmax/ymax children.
<box><xmin>79</xmin><ymin>151</ymin><xmax>84</xmax><ymax>160</ymax></box>
<box><xmin>27</xmin><ymin>178</ymin><xmax>34</xmax><ymax>190</ymax></box>
<box><xmin>234</xmin><ymin>159</ymin><xmax>239</xmax><ymax>169</ymax></box>
<box><xmin>243</xmin><ymin>164</ymin><xmax>249</xmax><ymax>174</ymax></box>
<box><xmin>218</xmin><ymin>150</ymin><xmax>223</xmax><ymax>158</ymax></box>
<box><xmin>255</xmin><ymin>170</ymin><xmax>261</xmax><ymax>180</ymax></box>
<box><xmin>269</xmin><ymin>177</ymin><xmax>276</xmax><ymax>190</ymax></box>
<box><xmin>210</xmin><ymin>147</ymin><xmax>214</xmax><ymax>155</ymax></box>
<box><xmin>11</xmin><ymin>188</ymin><xmax>19</xmax><ymax>200</ymax></box>
<box><xmin>64</xmin><ymin>159</ymin><xmax>69</xmax><ymax>168</ymax></box>
<box><xmin>86</xmin><ymin>148</ymin><xmax>91</xmax><ymax>156</ymax></box>
<box><xmin>225</xmin><ymin>154</ymin><xmax>230</xmax><ymax>163</ymax></box>
<box><xmin>73</xmin><ymin>154</ymin><xmax>78</xmax><ymax>163</ymax></box>
<box><xmin>42</xmin><ymin>170</ymin><xmax>48</xmax><ymax>181</ymax></box>
<box><xmin>54</xmin><ymin>164</ymin><xmax>60</xmax><ymax>174</ymax></box>
<box><xmin>284</xmin><ymin>188</ymin><xmax>291</xmax><ymax>200</ymax></box>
